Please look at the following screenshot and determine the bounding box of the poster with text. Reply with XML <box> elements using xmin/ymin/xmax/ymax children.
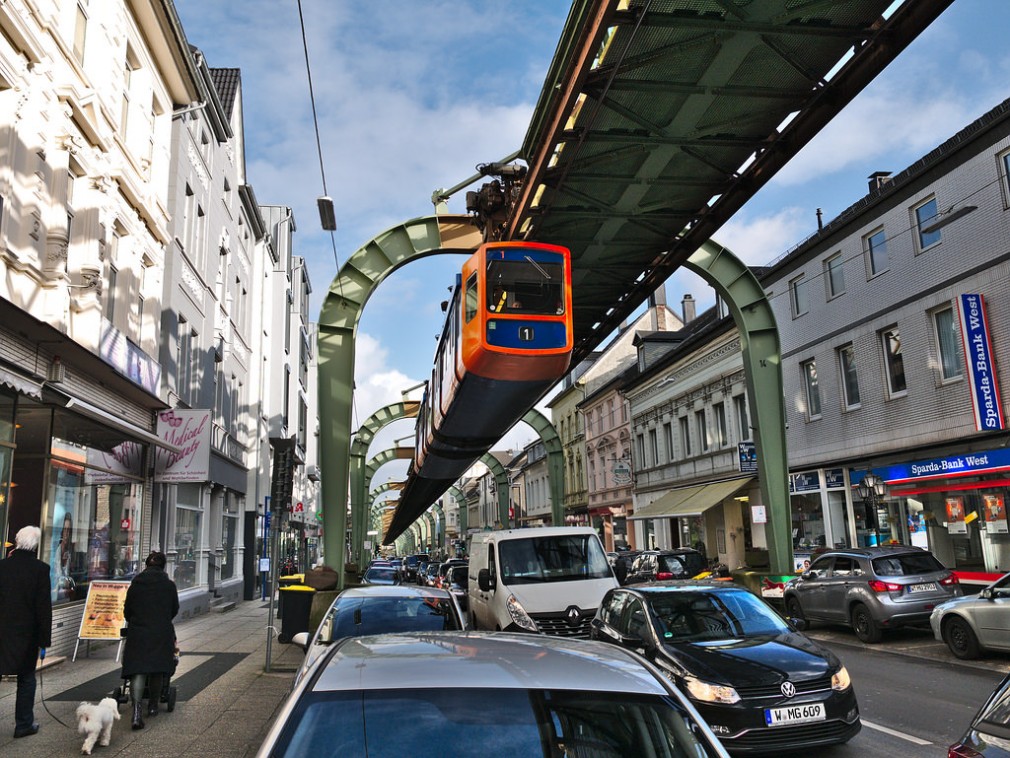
<box><xmin>946</xmin><ymin>497</ymin><xmax>968</xmax><ymax>535</ymax></box>
<box><xmin>984</xmin><ymin>494</ymin><xmax>1009</xmax><ymax>534</ymax></box>
<box><xmin>77</xmin><ymin>581</ymin><xmax>129</xmax><ymax>640</ymax></box>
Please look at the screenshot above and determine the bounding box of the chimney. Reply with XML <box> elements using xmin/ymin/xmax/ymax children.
<box><xmin>867</xmin><ymin>171</ymin><xmax>892</xmax><ymax>193</ymax></box>
<box><xmin>653</xmin><ymin>283</ymin><xmax>668</xmax><ymax>330</ymax></box>
<box><xmin>681</xmin><ymin>293</ymin><xmax>696</xmax><ymax>324</ymax></box>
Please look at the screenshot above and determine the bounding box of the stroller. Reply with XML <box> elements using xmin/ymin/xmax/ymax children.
<box><xmin>111</xmin><ymin>639</ymin><xmax>180</xmax><ymax>713</ymax></box>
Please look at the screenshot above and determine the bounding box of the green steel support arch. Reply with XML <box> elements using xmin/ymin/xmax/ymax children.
<box><xmin>318</xmin><ymin>215</ymin><xmax>483</xmax><ymax>584</ymax></box>
<box><xmin>685</xmin><ymin>240</ymin><xmax>792</xmax><ymax>575</ymax></box>
<box><xmin>359</xmin><ymin>445</ymin><xmax>413</xmax><ymax>565</ymax></box>
<box><xmin>425</xmin><ymin>512</ymin><xmax>437</xmax><ymax>552</ymax></box>
<box><xmin>349</xmin><ymin>402</ymin><xmax>420</xmax><ymax>572</ymax></box>
<box><xmin>479</xmin><ymin>453</ymin><xmax>511</xmax><ymax>529</ymax></box>
<box><xmin>448</xmin><ymin>485</ymin><xmax>468</xmax><ymax>537</ymax></box>
<box><xmin>431</xmin><ymin>505</ymin><xmax>445</xmax><ymax>554</ymax></box>
<box><xmin>520</xmin><ymin>409</ymin><xmax>565</xmax><ymax>526</ymax></box>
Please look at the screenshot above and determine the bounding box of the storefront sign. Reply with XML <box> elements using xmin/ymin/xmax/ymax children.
<box><xmin>856</xmin><ymin>446</ymin><xmax>1010</xmax><ymax>486</ymax></box>
<box><xmin>984</xmin><ymin>494</ymin><xmax>1009</xmax><ymax>534</ymax></box>
<box><xmin>154</xmin><ymin>409</ymin><xmax>212</xmax><ymax>482</ymax></box>
<box><xmin>789</xmin><ymin>471</ymin><xmax>819</xmax><ymax>493</ymax></box>
<box><xmin>738</xmin><ymin>442</ymin><xmax>757</xmax><ymax>473</ymax></box>
<box><xmin>958</xmin><ymin>294</ymin><xmax>1005</xmax><ymax>432</ymax></box>
<box><xmin>613</xmin><ymin>459</ymin><xmax>633</xmax><ymax>484</ymax></box>
<box><xmin>825</xmin><ymin>469</ymin><xmax>846</xmax><ymax>489</ymax></box>
<box><xmin>77</xmin><ymin>581</ymin><xmax>129</xmax><ymax>640</ymax></box>
<box><xmin>100</xmin><ymin>321</ymin><xmax>161</xmax><ymax>395</ymax></box>
<box><xmin>946</xmin><ymin>497</ymin><xmax>967</xmax><ymax>535</ymax></box>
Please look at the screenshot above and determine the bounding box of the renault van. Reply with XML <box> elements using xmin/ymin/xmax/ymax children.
<box><xmin>468</xmin><ymin>527</ymin><xmax>617</xmax><ymax>638</ymax></box>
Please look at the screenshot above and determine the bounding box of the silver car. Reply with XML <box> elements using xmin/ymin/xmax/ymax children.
<box><xmin>930</xmin><ymin>572</ymin><xmax>1010</xmax><ymax>659</ymax></box>
<box><xmin>783</xmin><ymin>546</ymin><xmax>961</xmax><ymax>643</ymax></box>
<box><xmin>259</xmin><ymin>632</ymin><xmax>729</xmax><ymax>758</ymax></box>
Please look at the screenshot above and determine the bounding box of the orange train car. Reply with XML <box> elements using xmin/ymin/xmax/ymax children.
<box><xmin>385</xmin><ymin>241</ymin><xmax>573</xmax><ymax>542</ymax></box>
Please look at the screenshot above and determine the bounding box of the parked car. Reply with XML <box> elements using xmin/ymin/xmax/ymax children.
<box><xmin>591</xmin><ymin>582</ymin><xmax>860</xmax><ymax>754</ymax></box>
<box><xmin>444</xmin><ymin>564</ymin><xmax>469</xmax><ymax>612</ymax></box>
<box><xmin>948</xmin><ymin>670</ymin><xmax>1010</xmax><ymax>757</ymax></box>
<box><xmin>415</xmin><ymin>561</ymin><xmax>431</xmax><ymax>585</ymax></box>
<box><xmin>931</xmin><ymin>571</ymin><xmax>1010</xmax><ymax>659</ymax></box>
<box><xmin>433</xmin><ymin>559</ymin><xmax>467</xmax><ymax>589</ymax></box>
<box><xmin>613</xmin><ymin>549</ymin><xmax>643</xmax><ymax>584</ymax></box>
<box><xmin>289</xmin><ymin>586</ymin><xmax>466</xmax><ymax>685</ymax></box>
<box><xmin>421</xmin><ymin>562</ymin><xmax>440</xmax><ymax>586</ymax></box>
<box><xmin>258</xmin><ymin>631</ymin><xmax>729</xmax><ymax>758</ymax></box>
<box><xmin>623</xmin><ymin>548</ymin><xmax>708</xmax><ymax>585</ymax></box>
<box><xmin>361</xmin><ymin>566</ymin><xmax>399</xmax><ymax>585</ymax></box>
<box><xmin>400</xmin><ymin>553</ymin><xmax>430</xmax><ymax>582</ymax></box>
<box><xmin>782</xmin><ymin>545</ymin><xmax>962</xmax><ymax>643</ymax></box>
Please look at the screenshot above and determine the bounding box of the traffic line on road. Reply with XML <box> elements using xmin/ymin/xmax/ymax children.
<box><xmin>861</xmin><ymin>719</ymin><xmax>932</xmax><ymax>746</ymax></box>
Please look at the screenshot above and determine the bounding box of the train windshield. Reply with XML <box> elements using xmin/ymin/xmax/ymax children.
<box><xmin>486</xmin><ymin>257</ymin><xmax>564</xmax><ymax>315</ymax></box>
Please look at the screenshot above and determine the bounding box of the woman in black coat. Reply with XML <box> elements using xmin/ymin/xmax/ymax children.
<box><xmin>0</xmin><ymin>526</ymin><xmax>52</xmax><ymax>738</ymax></box>
<box><xmin>122</xmin><ymin>551</ymin><xmax>179</xmax><ymax>730</ymax></box>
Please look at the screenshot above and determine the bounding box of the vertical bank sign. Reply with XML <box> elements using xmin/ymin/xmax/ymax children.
<box><xmin>958</xmin><ymin>294</ymin><xmax>1005</xmax><ymax>432</ymax></box>
<box><xmin>154</xmin><ymin>409</ymin><xmax>212</xmax><ymax>482</ymax></box>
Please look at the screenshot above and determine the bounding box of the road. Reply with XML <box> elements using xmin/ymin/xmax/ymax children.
<box><xmin>800</xmin><ymin>625</ymin><xmax>1008</xmax><ymax>756</ymax></box>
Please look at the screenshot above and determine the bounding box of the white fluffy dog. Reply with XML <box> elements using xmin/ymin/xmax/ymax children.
<box><xmin>76</xmin><ymin>697</ymin><xmax>120</xmax><ymax>754</ymax></box>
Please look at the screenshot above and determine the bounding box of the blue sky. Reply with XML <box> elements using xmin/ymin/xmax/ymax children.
<box><xmin>174</xmin><ymin>1</ymin><xmax>1010</xmax><ymax>487</ymax></box>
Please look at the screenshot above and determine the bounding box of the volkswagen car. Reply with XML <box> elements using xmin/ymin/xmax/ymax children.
<box><xmin>591</xmin><ymin>583</ymin><xmax>859</xmax><ymax>754</ymax></box>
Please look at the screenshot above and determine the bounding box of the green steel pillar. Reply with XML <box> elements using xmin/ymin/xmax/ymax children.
<box><xmin>318</xmin><ymin>215</ymin><xmax>482</xmax><ymax>588</ymax></box>
<box><xmin>520</xmin><ymin>409</ymin><xmax>565</xmax><ymax>526</ymax></box>
<box><xmin>685</xmin><ymin>240</ymin><xmax>792</xmax><ymax>575</ymax></box>
<box><xmin>479</xmin><ymin>453</ymin><xmax>511</xmax><ymax>528</ymax></box>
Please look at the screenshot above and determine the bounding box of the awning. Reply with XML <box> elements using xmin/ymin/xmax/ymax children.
<box><xmin>630</xmin><ymin>477</ymin><xmax>753</xmax><ymax>520</ymax></box>
<box><xmin>0</xmin><ymin>366</ymin><xmax>42</xmax><ymax>400</ymax></box>
<box><xmin>45</xmin><ymin>388</ymin><xmax>183</xmax><ymax>454</ymax></box>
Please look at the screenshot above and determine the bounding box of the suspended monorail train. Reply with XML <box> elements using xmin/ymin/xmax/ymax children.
<box><xmin>384</xmin><ymin>241</ymin><xmax>573</xmax><ymax>542</ymax></box>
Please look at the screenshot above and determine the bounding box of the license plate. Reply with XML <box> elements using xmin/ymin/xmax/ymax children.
<box><xmin>909</xmin><ymin>583</ymin><xmax>937</xmax><ymax>593</ymax></box>
<box><xmin>765</xmin><ymin>703</ymin><xmax>826</xmax><ymax>727</ymax></box>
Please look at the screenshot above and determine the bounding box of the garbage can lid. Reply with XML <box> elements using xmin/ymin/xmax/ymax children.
<box><xmin>279</xmin><ymin>573</ymin><xmax>305</xmax><ymax>582</ymax></box>
<box><xmin>279</xmin><ymin>584</ymin><xmax>316</xmax><ymax>592</ymax></box>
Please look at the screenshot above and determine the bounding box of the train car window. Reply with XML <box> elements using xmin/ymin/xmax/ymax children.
<box><xmin>487</xmin><ymin>258</ymin><xmax>564</xmax><ymax>315</ymax></box>
<box><xmin>464</xmin><ymin>274</ymin><xmax>478</xmax><ymax>322</ymax></box>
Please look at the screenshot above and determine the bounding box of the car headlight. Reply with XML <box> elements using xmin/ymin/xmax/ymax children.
<box><xmin>684</xmin><ymin>676</ymin><xmax>740</xmax><ymax>704</ymax></box>
<box><xmin>506</xmin><ymin>594</ymin><xmax>538</xmax><ymax>632</ymax></box>
<box><xmin>831</xmin><ymin>666</ymin><xmax>851</xmax><ymax>692</ymax></box>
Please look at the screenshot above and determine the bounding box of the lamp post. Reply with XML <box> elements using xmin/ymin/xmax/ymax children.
<box><xmin>857</xmin><ymin>472</ymin><xmax>888</xmax><ymax>547</ymax></box>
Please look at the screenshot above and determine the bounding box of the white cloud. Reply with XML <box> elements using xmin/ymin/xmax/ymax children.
<box><xmin>715</xmin><ymin>207</ymin><xmax>812</xmax><ymax>267</ymax></box>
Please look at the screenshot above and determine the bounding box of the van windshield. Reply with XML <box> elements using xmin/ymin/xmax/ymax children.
<box><xmin>498</xmin><ymin>535</ymin><xmax>612</xmax><ymax>585</ymax></box>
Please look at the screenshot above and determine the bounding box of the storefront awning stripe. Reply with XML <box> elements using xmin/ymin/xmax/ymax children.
<box><xmin>0</xmin><ymin>366</ymin><xmax>42</xmax><ymax>400</ymax></box>
<box><xmin>630</xmin><ymin>477</ymin><xmax>753</xmax><ymax>520</ymax></box>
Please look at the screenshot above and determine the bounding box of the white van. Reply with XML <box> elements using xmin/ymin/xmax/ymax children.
<box><xmin>467</xmin><ymin>527</ymin><xmax>618</xmax><ymax>638</ymax></box>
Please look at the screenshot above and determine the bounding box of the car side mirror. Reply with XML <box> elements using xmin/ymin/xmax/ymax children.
<box><xmin>478</xmin><ymin>568</ymin><xmax>493</xmax><ymax>592</ymax></box>
<box><xmin>980</xmin><ymin>588</ymin><xmax>994</xmax><ymax>600</ymax></box>
<box><xmin>789</xmin><ymin>617</ymin><xmax>808</xmax><ymax>632</ymax></box>
<box><xmin>801</xmin><ymin>570</ymin><xmax>814</xmax><ymax>580</ymax></box>
<box><xmin>291</xmin><ymin>632</ymin><xmax>310</xmax><ymax>652</ymax></box>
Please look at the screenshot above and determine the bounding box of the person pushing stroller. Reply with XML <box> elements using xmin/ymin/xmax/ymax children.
<box><xmin>122</xmin><ymin>551</ymin><xmax>179</xmax><ymax>730</ymax></box>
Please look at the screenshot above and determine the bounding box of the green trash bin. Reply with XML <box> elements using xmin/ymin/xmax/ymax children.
<box><xmin>278</xmin><ymin>585</ymin><xmax>316</xmax><ymax>643</ymax></box>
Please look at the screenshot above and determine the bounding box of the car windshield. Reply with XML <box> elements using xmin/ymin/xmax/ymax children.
<box><xmin>363</xmin><ymin>568</ymin><xmax>398</xmax><ymax>584</ymax></box>
<box><xmin>648</xmin><ymin>591</ymin><xmax>790</xmax><ymax>642</ymax></box>
<box><xmin>448</xmin><ymin>567</ymin><xmax>468</xmax><ymax>587</ymax></box>
<box><xmin>272</xmin><ymin>688</ymin><xmax>721</xmax><ymax>758</ymax></box>
<box><xmin>658</xmin><ymin>555</ymin><xmax>694</xmax><ymax>577</ymax></box>
<box><xmin>318</xmin><ymin>596</ymin><xmax>461</xmax><ymax>642</ymax></box>
<box><xmin>498</xmin><ymin>535</ymin><xmax>612</xmax><ymax>585</ymax></box>
<box><xmin>871</xmin><ymin>553</ymin><xmax>945</xmax><ymax>576</ymax></box>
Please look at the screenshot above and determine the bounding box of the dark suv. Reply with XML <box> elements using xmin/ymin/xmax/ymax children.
<box><xmin>783</xmin><ymin>545</ymin><xmax>962</xmax><ymax>643</ymax></box>
<box><xmin>400</xmin><ymin>553</ymin><xmax>430</xmax><ymax>583</ymax></box>
<box><xmin>623</xmin><ymin>549</ymin><xmax>707</xmax><ymax>585</ymax></box>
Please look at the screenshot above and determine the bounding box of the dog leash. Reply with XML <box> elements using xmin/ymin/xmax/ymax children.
<box><xmin>37</xmin><ymin>668</ymin><xmax>72</xmax><ymax>728</ymax></box>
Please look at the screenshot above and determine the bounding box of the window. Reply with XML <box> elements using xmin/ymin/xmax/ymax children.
<box><xmin>177</xmin><ymin>321</ymin><xmax>195</xmax><ymax>406</ymax></box>
<box><xmin>789</xmin><ymin>275</ymin><xmax>808</xmax><ymax>317</ymax></box>
<box><xmin>648</xmin><ymin>429</ymin><xmax>658</xmax><ymax>467</ymax></box>
<box><xmin>865</xmin><ymin>228</ymin><xmax>888</xmax><ymax>276</ymax></box>
<box><xmin>837</xmin><ymin>344</ymin><xmax>860</xmax><ymax>409</ymax></box>
<box><xmin>733</xmin><ymin>394</ymin><xmax>750</xmax><ymax>441</ymax></box>
<box><xmin>663</xmin><ymin>423</ymin><xmax>673</xmax><ymax>462</ymax></box>
<box><xmin>107</xmin><ymin>264</ymin><xmax>119</xmax><ymax>326</ymax></box>
<box><xmin>882</xmin><ymin>328</ymin><xmax>907</xmax><ymax>396</ymax></box>
<box><xmin>824</xmin><ymin>253</ymin><xmax>845</xmax><ymax>298</ymax></box>
<box><xmin>915</xmin><ymin>197</ymin><xmax>942</xmax><ymax>250</ymax></box>
<box><xmin>73</xmin><ymin>3</ymin><xmax>88</xmax><ymax>64</ymax></box>
<box><xmin>678</xmin><ymin>416</ymin><xmax>691</xmax><ymax>457</ymax></box>
<box><xmin>635</xmin><ymin>434</ymin><xmax>645</xmax><ymax>468</ymax></box>
<box><xmin>802</xmin><ymin>360</ymin><xmax>821</xmax><ymax>419</ymax></box>
<box><xmin>695</xmin><ymin>410</ymin><xmax>709</xmax><ymax>453</ymax></box>
<box><xmin>464</xmin><ymin>274</ymin><xmax>478</xmax><ymax>321</ymax></box>
<box><xmin>713</xmin><ymin>402</ymin><xmax>728</xmax><ymax>447</ymax></box>
<box><xmin>1002</xmin><ymin>151</ymin><xmax>1010</xmax><ymax>207</ymax></box>
<box><xmin>932</xmin><ymin>306</ymin><xmax>963</xmax><ymax>381</ymax></box>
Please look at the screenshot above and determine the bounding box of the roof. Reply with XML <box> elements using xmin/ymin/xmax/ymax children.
<box><xmin>312</xmin><ymin>632</ymin><xmax>670</xmax><ymax>694</ymax></box>
<box><xmin>209</xmin><ymin>68</ymin><xmax>241</xmax><ymax>121</ymax></box>
<box><xmin>336</xmin><ymin>585</ymin><xmax>453</xmax><ymax>600</ymax></box>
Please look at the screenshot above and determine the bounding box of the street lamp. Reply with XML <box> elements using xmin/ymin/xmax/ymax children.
<box><xmin>857</xmin><ymin>472</ymin><xmax>888</xmax><ymax>547</ymax></box>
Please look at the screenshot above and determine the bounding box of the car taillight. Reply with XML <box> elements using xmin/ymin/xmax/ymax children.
<box><xmin>940</xmin><ymin>574</ymin><xmax>960</xmax><ymax>586</ymax></box>
<box><xmin>656</xmin><ymin>572</ymin><xmax>673</xmax><ymax>580</ymax></box>
<box><xmin>949</xmin><ymin>743</ymin><xmax>983</xmax><ymax>757</ymax></box>
<box><xmin>868</xmin><ymin>579</ymin><xmax>902</xmax><ymax>593</ymax></box>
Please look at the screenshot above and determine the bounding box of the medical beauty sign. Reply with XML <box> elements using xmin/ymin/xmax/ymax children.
<box><xmin>957</xmin><ymin>294</ymin><xmax>1005</xmax><ymax>432</ymax></box>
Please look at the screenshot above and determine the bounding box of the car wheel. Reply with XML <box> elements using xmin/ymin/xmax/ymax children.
<box><xmin>945</xmin><ymin>616</ymin><xmax>981</xmax><ymax>659</ymax></box>
<box><xmin>785</xmin><ymin>596</ymin><xmax>806</xmax><ymax>624</ymax></box>
<box><xmin>850</xmin><ymin>603</ymin><xmax>882</xmax><ymax>643</ymax></box>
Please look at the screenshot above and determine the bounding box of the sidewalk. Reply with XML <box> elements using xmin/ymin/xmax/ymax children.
<box><xmin>0</xmin><ymin>599</ymin><xmax>303</xmax><ymax>757</ymax></box>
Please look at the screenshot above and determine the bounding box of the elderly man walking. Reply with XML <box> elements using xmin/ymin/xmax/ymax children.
<box><xmin>0</xmin><ymin>525</ymin><xmax>53</xmax><ymax>738</ymax></box>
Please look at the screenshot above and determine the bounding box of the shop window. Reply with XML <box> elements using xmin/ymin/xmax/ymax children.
<box><xmin>221</xmin><ymin>511</ymin><xmax>237</xmax><ymax>580</ymax></box>
<box><xmin>175</xmin><ymin>483</ymin><xmax>203</xmax><ymax>590</ymax></box>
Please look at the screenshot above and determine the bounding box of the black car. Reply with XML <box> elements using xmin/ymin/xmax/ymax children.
<box><xmin>591</xmin><ymin>583</ymin><xmax>860</xmax><ymax>754</ymax></box>
<box><xmin>623</xmin><ymin>549</ymin><xmax>707</xmax><ymax>585</ymax></box>
<box><xmin>949</xmin><ymin>671</ymin><xmax>1010</xmax><ymax>757</ymax></box>
<box><xmin>400</xmin><ymin>553</ymin><xmax>430</xmax><ymax>582</ymax></box>
<box><xmin>444</xmin><ymin>564</ymin><xmax>469</xmax><ymax>611</ymax></box>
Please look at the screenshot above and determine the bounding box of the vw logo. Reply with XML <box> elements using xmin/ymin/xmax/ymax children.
<box><xmin>780</xmin><ymin>681</ymin><xmax>796</xmax><ymax>698</ymax></box>
<box><xmin>565</xmin><ymin>606</ymin><xmax>582</xmax><ymax>626</ymax></box>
